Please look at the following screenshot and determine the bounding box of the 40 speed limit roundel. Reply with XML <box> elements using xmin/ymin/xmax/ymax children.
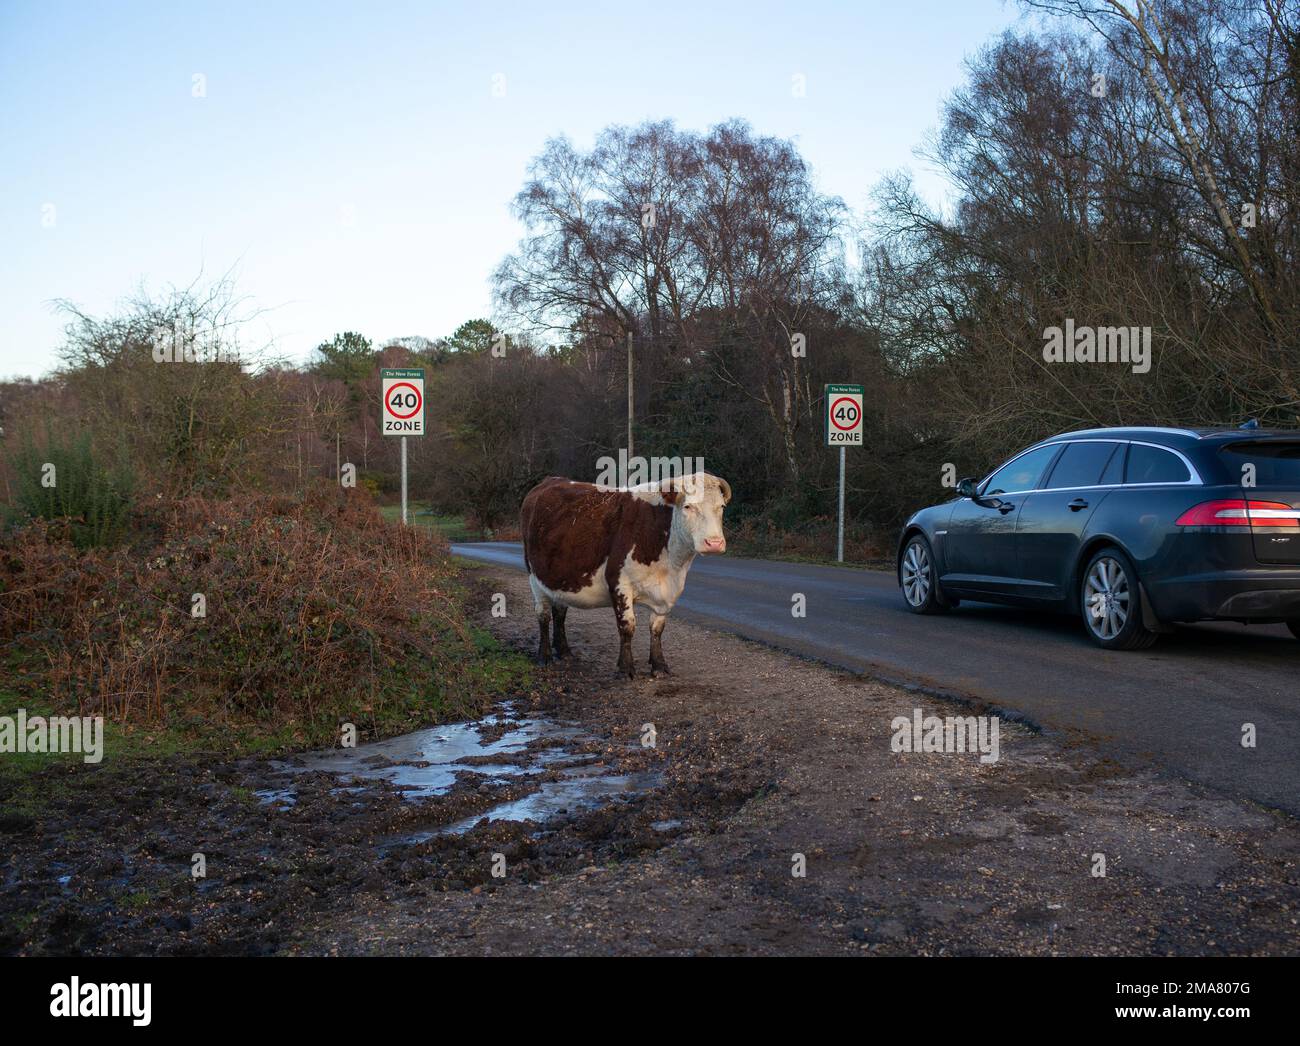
<box><xmin>381</xmin><ymin>369</ymin><xmax>425</xmax><ymax>436</ymax></box>
<box><xmin>824</xmin><ymin>384</ymin><xmax>864</xmax><ymax>446</ymax></box>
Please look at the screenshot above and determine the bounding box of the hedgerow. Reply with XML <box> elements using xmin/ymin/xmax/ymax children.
<box><xmin>0</xmin><ymin>485</ymin><xmax>524</xmax><ymax>746</ymax></box>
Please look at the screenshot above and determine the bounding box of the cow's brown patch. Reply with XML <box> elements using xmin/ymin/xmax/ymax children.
<box><xmin>521</xmin><ymin>477</ymin><xmax>672</xmax><ymax>594</ymax></box>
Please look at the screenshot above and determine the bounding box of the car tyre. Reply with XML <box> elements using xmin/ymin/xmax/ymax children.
<box><xmin>900</xmin><ymin>534</ymin><xmax>954</xmax><ymax>615</ymax></box>
<box><xmin>1080</xmin><ymin>546</ymin><xmax>1158</xmax><ymax>650</ymax></box>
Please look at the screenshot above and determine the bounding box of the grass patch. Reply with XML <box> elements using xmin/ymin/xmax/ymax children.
<box><xmin>378</xmin><ymin>503</ymin><xmax>521</xmax><ymax>542</ymax></box>
<box><xmin>378</xmin><ymin>504</ymin><xmax>477</xmax><ymax>541</ymax></box>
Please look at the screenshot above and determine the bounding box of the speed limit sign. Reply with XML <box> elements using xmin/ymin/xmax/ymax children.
<box><xmin>382</xmin><ymin>368</ymin><xmax>425</xmax><ymax>436</ymax></box>
<box><xmin>824</xmin><ymin>383</ymin><xmax>864</xmax><ymax>446</ymax></box>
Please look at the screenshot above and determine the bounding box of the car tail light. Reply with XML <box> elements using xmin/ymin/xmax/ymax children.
<box><xmin>1175</xmin><ymin>499</ymin><xmax>1300</xmax><ymax>527</ymax></box>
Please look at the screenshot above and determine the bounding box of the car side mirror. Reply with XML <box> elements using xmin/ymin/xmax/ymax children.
<box><xmin>956</xmin><ymin>477</ymin><xmax>977</xmax><ymax>498</ymax></box>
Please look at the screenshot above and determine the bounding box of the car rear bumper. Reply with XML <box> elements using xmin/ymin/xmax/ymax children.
<box><xmin>1148</xmin><ymin>570</ymin><xmax>1300</xmax><ymax>622</ymax></box>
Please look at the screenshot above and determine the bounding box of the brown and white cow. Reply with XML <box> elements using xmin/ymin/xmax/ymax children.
<box><xmin>520</xmin><ymin>472</ymin><xmax>732</xmax><ymax>677</ymax></box>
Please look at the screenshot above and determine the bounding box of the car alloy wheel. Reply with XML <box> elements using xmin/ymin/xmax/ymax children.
<box><xmin>1084</xmin><ymin>555</ymin><xmax>1130</xmax><ymax>641</ymax></box>
<box><xmin>902</xmin><ymin>539</ymin><xmax>932</xmax><ymax>608</ymax></box>
<box><xmin>1080</xmin><ymin>547</ymin><xmax>1157</xmax><ymax>649</ymax></box>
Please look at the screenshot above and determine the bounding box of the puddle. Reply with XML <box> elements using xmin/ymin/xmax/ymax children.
<box><xmin>257</xmin><ymin>787</ymin><xmax>296</xmax><ymax>808</ymax></box>
<box><xmin>425</xmin><ymin>765</ymin><xmax>663</xmax><ymax>840</ymax></box>
<box><xmin>259</xmin><ymin>704</ymin><xmax>660</xmax><ymax>839</ymax></box>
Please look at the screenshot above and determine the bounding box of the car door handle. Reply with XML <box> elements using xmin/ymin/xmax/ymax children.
<box><xmin>997</xmin><ymin>502</ymin><xmax>1015</xmax><ymax>514</ymax></box>
<box><xmin>1068</xmin><ymin>498</ymin><xmax>1089</xmax><ymax>511</ymax></box>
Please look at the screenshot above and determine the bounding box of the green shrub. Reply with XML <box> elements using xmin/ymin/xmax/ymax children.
<box><xmin>358</xmin><ymin>469</ymin><xmax>397</xmax><ymax>495</ymax></box>
<box><xmin>7</xmin><ymin>429</ymin><xmax>134</xmax><ymax>548</ymax></box>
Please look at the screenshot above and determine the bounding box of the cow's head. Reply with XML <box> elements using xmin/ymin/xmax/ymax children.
<box><xmin>662</xmin><ymin>473</ymin><xmax>732</xmax><ymax>554</ymax></box>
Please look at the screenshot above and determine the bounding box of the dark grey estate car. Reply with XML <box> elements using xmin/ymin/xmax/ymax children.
<box><xmin>896</xmin><ymin>426</ymin><xmax>1300</xmax><ymax>649</ymax></box>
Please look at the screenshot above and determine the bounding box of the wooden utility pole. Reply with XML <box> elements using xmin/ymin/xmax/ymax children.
<box><xmin>627</xmin><ymin>331</ymin><xmax>634</xmax><ymax>458</ymax></box>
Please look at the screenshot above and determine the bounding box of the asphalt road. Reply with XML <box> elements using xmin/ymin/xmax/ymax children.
<box><xmin>451</xmin><ymin>542</ymin><xmax>1300</xmax><ymax>818</ymax></box>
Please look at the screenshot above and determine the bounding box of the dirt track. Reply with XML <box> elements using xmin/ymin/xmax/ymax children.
<box><xmin>5</xmin><ymin>563</ymin><xmax>1297</xmax><ymax>956</ymax></box>
<box><xmin>294</xmin><ymin>565</ymin><xmax>1300</xmax><ymax>956</ymax></box>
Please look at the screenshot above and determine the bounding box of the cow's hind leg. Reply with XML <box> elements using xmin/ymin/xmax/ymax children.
<box><xmin>611</xmin><ymin>587</ymin><xmax>636</xmax><ymax>679</ymax></box>
<box><xmin>529</xmin><ymin>575</ymin><xmax>553</xmax><ymax>665</ymax></box>
<box><xmin>649</xmin><ymin>612</ymin><xmax>671</xmax><ymax>677</ymax></box>
<box><xmin>552</xmin><ymin>604</ymin><xmax>573</xmax><ymax>659</ymax></box>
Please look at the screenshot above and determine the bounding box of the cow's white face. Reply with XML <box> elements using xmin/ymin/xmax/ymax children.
<box><xmin>670</xmin><ymin>473</ymin><xmax>731</xmax><ymax>554</ymax></box>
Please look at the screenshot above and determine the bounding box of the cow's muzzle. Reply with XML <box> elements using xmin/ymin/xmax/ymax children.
<box><xmin>702</xmin><ymin>537</ymin><xmax>726</xmax><ymax>553</ymax></box>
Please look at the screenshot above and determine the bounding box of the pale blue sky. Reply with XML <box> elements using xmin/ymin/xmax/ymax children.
<box><xmin>0</xmin><ymin>0</ymin><xmax>1029</xmax><ymax>379</ymax></box>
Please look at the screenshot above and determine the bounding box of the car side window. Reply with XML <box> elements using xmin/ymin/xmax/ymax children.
<box><xmin>1125</xmin><ymin>444</ymin><xmax>1190</xmax><ymax>484</ymax></box>
<box><xmin>981</xmin><ymin>445</ymin><xmax>1061</xmax><ymax>496</ymax></box>
<box><xmin>1099</xmin><ymin>443</ymin><xmax>1126</xmax><ymax>485</ymax></box>
<box><xmin>1043</xmin><ymin>442</ymin><xmax>1121</xmax><ymax>489</ymax></box>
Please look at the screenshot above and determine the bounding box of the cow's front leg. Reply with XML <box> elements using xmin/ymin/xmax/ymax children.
<box><xmin>649</xmin><ymin>612</ymin><xmax>671</xmax><ymax>677</ymax></box>
<box><xmin>611</xmin><ymin>587</ymin><xmax>636</xmax><ymax>679</ymax></box>
<box><xmin>552</xmin><ymin>604</ymin><xmax>572</xmax><ymax>659</ymax></box>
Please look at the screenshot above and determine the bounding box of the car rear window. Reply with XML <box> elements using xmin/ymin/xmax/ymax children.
<box><xmin>1126</xmin><ymin>444</ymin><xmax>1191</xmax><ymax>484</ymax></box>
<box><xmin>1219</xmin><ymin>440</ymin><xmax>1300</xmax><ymax>485</ymax></box>
<box><xmin>1044</xmin><ymin>442</ymin><xmax>1121</xmax><ymax>489</ymax></box>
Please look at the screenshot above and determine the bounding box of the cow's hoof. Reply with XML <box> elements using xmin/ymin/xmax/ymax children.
<box><xmin>536</xmin><ymin>652</ymin><xmax>552</xmax><ymax>666</ymax></box>
<box><xmin>556</xmin><ymin>645</ymin><xmax>573</xmax><ymax>660</ymax></box>
<box><xmin>649</xmin><ymin>662</ymin><xmax>671</xmax><ymax>678</ymax></box>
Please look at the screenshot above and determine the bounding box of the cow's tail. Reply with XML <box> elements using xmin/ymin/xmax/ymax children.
<box><xmin>520</xmin><ymin>502</ymin><xmax>531</xmax><ymax>573</ymax></box>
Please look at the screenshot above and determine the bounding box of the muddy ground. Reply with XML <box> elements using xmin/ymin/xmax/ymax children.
<box><xmin>3</xmin><ymin>564</ymin><xmax>1299</xmax><ymax>956</ymax></box>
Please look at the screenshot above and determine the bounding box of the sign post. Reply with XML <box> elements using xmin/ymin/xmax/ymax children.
<box><xmin>838</xmin><ymin>445</ymin><xmax>845</xmax><ymax>563</ymax></box>
<box><xmin>824</xmin><ymin>383</ymin><xmax>864</xmax><ymax>563</ymax></box>
<box><xmin>381</xmin><ymin>368</ymin><xmax>426</xmax><ymax>526</ymax></box>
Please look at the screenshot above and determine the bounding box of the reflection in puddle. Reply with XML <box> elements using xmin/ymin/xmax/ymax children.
<box><xmin>257</xmin><ymin>705</ymin><xmax>659</xmax><ymax>839</ymax></box>
<box><xmin>425</xmin><ymin>765</ymin><xmax>663</xmax><ymax>840</ymax></box>
<box><xmin>258</xmin><ymin>787</ymin><xmax>296</xmax><ymax>808</ymax></box>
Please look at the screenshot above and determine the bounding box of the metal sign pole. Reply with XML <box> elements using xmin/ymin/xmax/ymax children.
<box><xmin>401</xmin><ymin>435</ymin><xmax>408</xmax><ymax>526</ymax></box>
<box><xmin>837</xmin><ymin>444</ymin><xmax>845</xmax><ymax>563</ymax></box>
<box><xmin>825</xmin><ymin>383</ymin><xmax>861</xmax><ymax>564</ymax></box>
